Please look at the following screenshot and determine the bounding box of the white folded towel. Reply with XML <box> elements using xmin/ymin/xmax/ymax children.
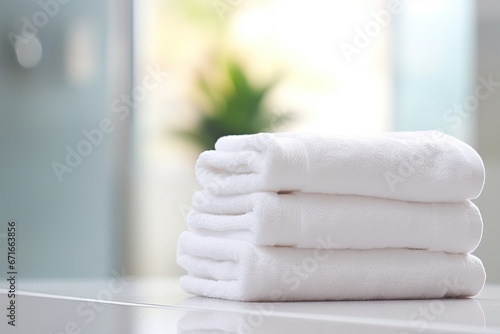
<box><xmin>177</xmin><ymin>232</ymin><xmax>486</xmax><ymax>301</ymax></box>
<box><xmin>196</xmin><ymin>131</ymin><xmax>485</xmax><ymax>202</ymax></box>
<box><xmin>188</xmin><ymin>191</ymin><xmax>483</xmax><ymax>253</ymax></box>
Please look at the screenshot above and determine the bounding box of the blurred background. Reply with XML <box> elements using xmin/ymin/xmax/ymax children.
<box><xmin>0</xmin><ymin>0</ymin><xmax>499</xmax><ymax>284</ymax></box>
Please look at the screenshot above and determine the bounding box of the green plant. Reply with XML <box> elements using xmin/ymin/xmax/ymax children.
<box><xmin>177</xmin><ymin>59</ymin><xmax>294</xmax><ymax>151</ymax></box>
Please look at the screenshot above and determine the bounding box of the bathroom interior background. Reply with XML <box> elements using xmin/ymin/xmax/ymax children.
<box><xmin>0</xmin><ymin>0</ymin><xmax>499</xmax><ymax>283</ymax></box>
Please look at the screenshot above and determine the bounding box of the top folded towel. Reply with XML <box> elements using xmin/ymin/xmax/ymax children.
<box><xmin>196</xmin><ymin>131</ymin><xmax>485</xmax><ymax>202</ymax></box>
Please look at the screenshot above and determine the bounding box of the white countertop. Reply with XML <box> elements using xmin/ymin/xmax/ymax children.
<box><xmin>1</xmin><ymin>278</ymin><xmax>499</xmax><ymax>333</ymax></box>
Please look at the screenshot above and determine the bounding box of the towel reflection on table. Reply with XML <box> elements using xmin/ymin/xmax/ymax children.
<box><xmin>177</xmin><ymin>296</ymin><xmax>485</xmax><ymax>334</ymax></box>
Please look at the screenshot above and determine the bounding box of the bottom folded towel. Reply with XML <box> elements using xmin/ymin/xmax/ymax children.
<box><xmin>177</xmin><ymin>232</ymin><xmax>486</xmax><ymax>301</ymax></box>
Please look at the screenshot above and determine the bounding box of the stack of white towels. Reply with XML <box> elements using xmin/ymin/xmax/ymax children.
<box><xmin>177</xmin><ymin>130</ymin><xmax>486</xmax><ymax>301</ymax></box>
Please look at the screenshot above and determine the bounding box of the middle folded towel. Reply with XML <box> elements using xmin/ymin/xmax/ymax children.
<box><xmin>188</xmin><ymin>191</ymin><xmax>483</xmax><ymax>253</ymax></box>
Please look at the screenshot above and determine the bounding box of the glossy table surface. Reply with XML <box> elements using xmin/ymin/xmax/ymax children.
<box><xmin>1</xmin><ymin>278</ymin><xmax>499</xmax><ymax>333</ymax></box>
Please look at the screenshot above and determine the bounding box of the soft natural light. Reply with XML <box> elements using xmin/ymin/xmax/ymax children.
<box><xmin>133</xmin><ymin>0</ymin><xmax>391</xmax><ymax>276</ymax></box>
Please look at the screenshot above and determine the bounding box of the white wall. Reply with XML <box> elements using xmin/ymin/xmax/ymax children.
<box><xmin>474</xmin><ymin>0</ymin><xmax>500</xmax><ymax>283</ymax></box>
